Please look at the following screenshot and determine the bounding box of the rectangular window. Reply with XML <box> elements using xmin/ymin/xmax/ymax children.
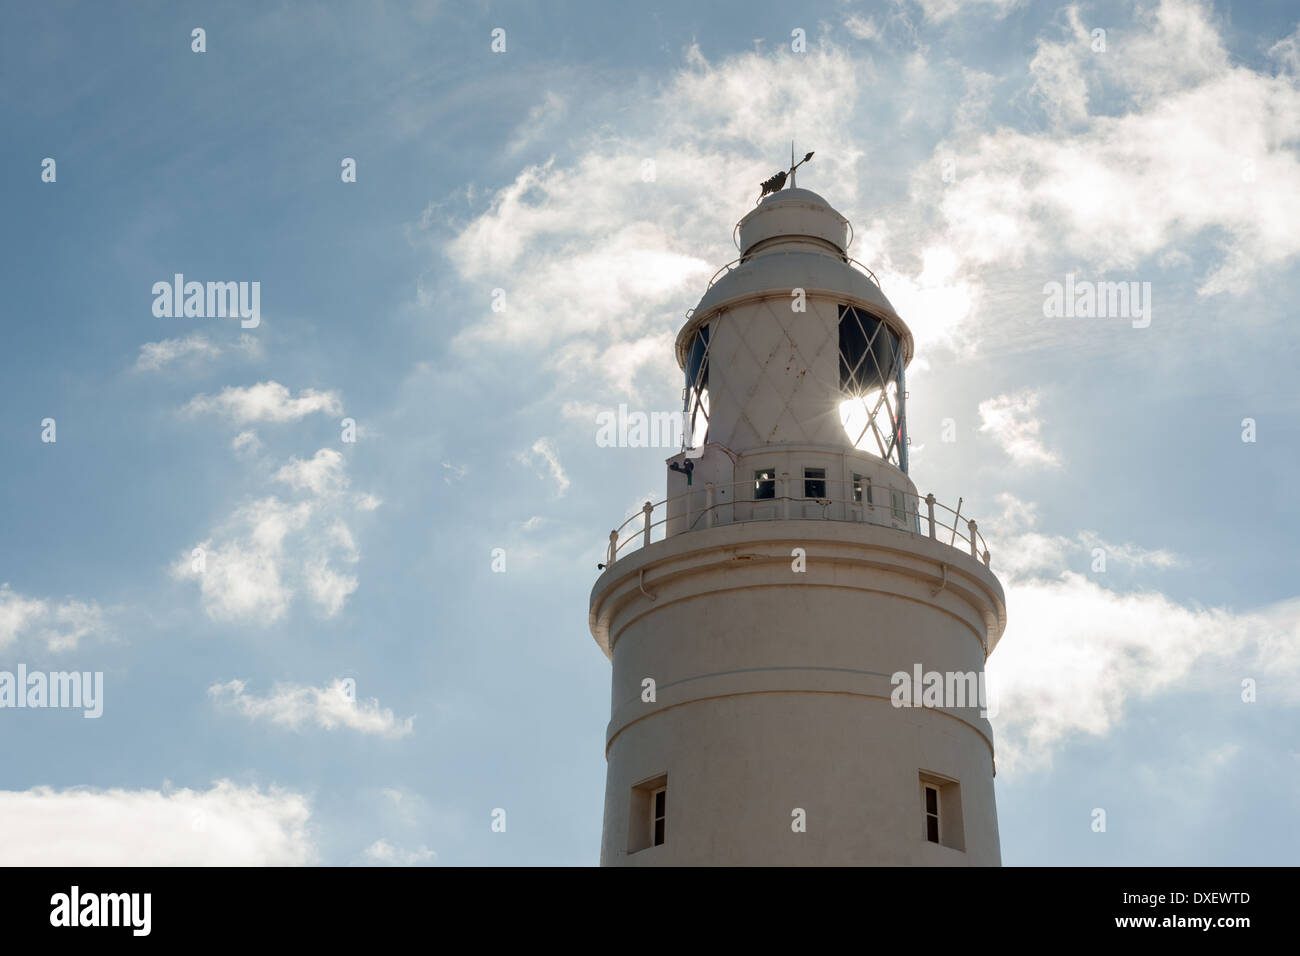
<box><xmin>920</xmin><ymin>773</ymin><xmax>965</xmax><ymax>851</ymax></box>
<box><xmin>804</xmin><ymin>467</ymin><xmax>827</xmax><ymax>499</ymax></box>
<box><xmin>891</xmin><ymin>489</ymin><xmax>906</xmax><ymax>522</ymax></box>
<box><xmin>753</xmin><ymin>469</ymin><xmax>775</xmax><ymax>500</ymax></box>
<box><xmin>853</xmin><ymin>473</ymin><xmax>871</xmax><ymax>504</ymax></box>
<box><xmin>628</xmin><ymin>774</ymin><xmax>668</xmax><ymax>853</ymax></box>
<box><xmin>924</xmin><ymin>785</ymin><xmax>940</xmax><ymax>843</ymax></box>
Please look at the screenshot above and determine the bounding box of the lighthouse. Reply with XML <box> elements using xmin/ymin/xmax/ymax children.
<box><xmin>587</xmin><ymin>157</ymin><xmax>1008</xmax><ymax>866</ymax></box>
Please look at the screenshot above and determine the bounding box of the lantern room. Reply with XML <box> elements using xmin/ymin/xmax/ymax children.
<box><xmin>676</xmin><ymin>187</ymin><xmax>913</xmax><ymax>472</ymax></box>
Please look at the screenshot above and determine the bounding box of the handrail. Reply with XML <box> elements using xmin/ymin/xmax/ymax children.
<box><xmin>707</xmin><ymin>257</ymin><xmax>742</xmax><ymax>289</ymax></box>
<box><xmin>601</xmin><ymin>478</ymin><xmax>991</xmax><ymax>571</ymax></box>
<box><xmin>845</xmin><ymin>257</ymin><xmax>880</xmax><ymax>288</ymax></box>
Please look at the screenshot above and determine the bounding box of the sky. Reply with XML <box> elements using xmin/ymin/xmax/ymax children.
<box><xmin>1</xmin><ymin>0</ymin><xmax>1297</xmax><ymax>866</ymax></box>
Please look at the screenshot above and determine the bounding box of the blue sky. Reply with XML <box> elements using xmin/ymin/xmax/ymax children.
<box><xmin>1</xmin><ymin>0</ymin><xmax>1297</xmax><ymax>865</ymax></box>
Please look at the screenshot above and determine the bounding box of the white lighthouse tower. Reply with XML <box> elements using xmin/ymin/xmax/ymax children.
<box><xmin>588</xmin><ymin>157</ymin><xmax>1008</xmax><ymax>866</ymax></box>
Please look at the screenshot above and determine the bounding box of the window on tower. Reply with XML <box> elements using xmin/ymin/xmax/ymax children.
<box><xmin>628</xmin><ymin>774</ymin><xmax>668</xmax><ymax>854</ymax></box>
<box><xmin>919</xmin><ymin>773</ymin><xmax>965</xmax><ymax>851</ymax></box>
<box><xmin>924</xmin><ymin>785</ymin><xmax>940</xmax><ymax>843</ymax></box>
<box><xmin>804</xmin><ymin>467</ymin><xmax>827</xmax><ymax>499</ymax></box>
<box><xmin>853</xmin><ymin>473</ymin><xmax>871</xmax><ymax>504</ymax></box>
<box><xmin>753</xmin><ymin>468</ymin><xmax>776</xmax><ymax>500</ymax></box>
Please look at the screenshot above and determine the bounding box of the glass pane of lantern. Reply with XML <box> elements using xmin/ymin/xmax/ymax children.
<box><xmin>686</xmin><ymin>324</ymin><xmax>709</xmax><ymax>391</ymax></box>
<box><xmin>684</xmin><ymin>325</ymin><xmax>711</xmax><ymax>448</ymax></box>
<box><xmin>839</xmin><ymin>305</ymin><xmax>899</xmax><ymax>396</ymax></box>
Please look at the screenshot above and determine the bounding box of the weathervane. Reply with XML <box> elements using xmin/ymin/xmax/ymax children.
<box><xmin>758</xmin><ymin>143</ymin><xmax>814</xmax><ymax>201</ymax></box>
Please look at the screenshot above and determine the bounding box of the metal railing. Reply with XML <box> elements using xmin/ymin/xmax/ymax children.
<box><xmin>601</xmin><ymin>477</ymin><xmax>991</xmax><ymax>571</ymax></box>
<box><xmin>845</xmin><ymin>257</ymin><xmax>879</xmax><ymax>288</ymax></box>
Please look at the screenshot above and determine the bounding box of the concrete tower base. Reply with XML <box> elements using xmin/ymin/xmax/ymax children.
<box><xmin>589</xmin><ymin>520</ymin><xmax>1007</xmax><ymax>866</ymax></box>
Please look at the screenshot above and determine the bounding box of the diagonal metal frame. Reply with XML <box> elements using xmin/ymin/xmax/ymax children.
<box><xmin>839</xmin><ymin>305</ymin><xmax>904</xmax><ymax>466</ymax></box>
<box><xmin>680</xmin><ymin>301</ymin><xmax>908</xmax><ymax>468</ymax></box>
<box><xmin>683</xmin><ymin>326</ymin><xmax>712</xmax><ymax>449</ymax></box>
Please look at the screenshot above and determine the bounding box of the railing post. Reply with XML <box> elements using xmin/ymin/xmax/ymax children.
<box><xmin>781</xmin><ymin>473</ymin><xmax>790</xmax><ymax>519</ymax></box>
<box><xmin>642</xmin><ymin>501</ymin><xmax>653</xmax><ymax>548</ymax></box>
<box><xmin>607</xmin><ymin>530</ymin><xmax>617</xmax><ymax>566</ymax></box>
<box><xmin>925</xmin><ymin>493</ymin><xmax>936</xmax><ymax>539</ymax></box>
<box><xmin>968</xmin><ymin>519</ymin><xmax>978</xmax><ymax>558</ymax></box>
<box><xmin>705</xmin><ymin>485</ymin><xmax>715</xmax><ymax>529</ymax></box>
<box><xmin>983</xmin><ymin>550</ymin><xmax>991</xmax><ymax>567</ymax></box>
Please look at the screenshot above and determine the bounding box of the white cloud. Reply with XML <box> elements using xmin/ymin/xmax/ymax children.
<box><xmin>990</xmin><ymin>574</ymin><xmax>1300</xmax><ymax>773</ymax></box>
<box><xmin>861</xmin><ymin>234</ymin><xmax>984</xmax><ymax>355</ymax></box>
<box><xmin>914</xmin><ymin>0</ymin><xmax>1025</xmax><ymax>22</ymax></box>
<box><xmin>135</xmin><ymin>334</ymin><xmax>221</xmax><ymax>371</ymax></box>
<box><xmin>549</xmin><ymin>332</ymin><xmax>679</xmax><ymax>403</ymax></box>
<box><xmin>978</xmin><ymin>389</ymin><xmax>1060</xmax><ymax>467</ymax></box>
<box><xmin>1075</xmin><ymin>531</ymin><xmax>1180</xmax><ymax>570</ymax></box>
<box><xmin>364</xmin><ymin>838</ymin><xmax>437</xmax><ymax>865</ymax></box>
<box><xmin>231</xmin><ymin>430</ymin><xmax>262</xmax><ymax>457</ymax></box>
<box><xmin>924</xmin><ymin>0</ymin><xmax>1300</xmax><ymax>295</ymax></box>
<box><xmin>843</xmin><ymin>15</ymin><xmax>880</xmax><ymax>41</ymax></box>
<box><xmin>982</xmin><ymin>493</ymin><xmax>1298</xmax><ymax>772</ymax></box>
<box><xmin>518</xmin><ymin>437</ymin><xmax>570</xmax><ymax>497</ymax></box>
<box><xmin>182</xmin><ymin>381</ymin><xmax>342</xmax><ymax>424</ymax></box>
<box><xmin>176</xmin><ymin>499</ymin><xmax>309</xmax><ymax>623</ymax></box>
<box><xmin>172</xmin><ymin>449</ymin><xmax>372</xmax><ymax>623</ymax></box>
<box><xmin>560</xmin><ymin>400</ymin><xmax>601</xmax><ymax>424</ymax></box>
<box><xmin>1270</xmin><ymin>26</ymin><xmax>1300</xmax><ymax>76</ymax></box>
<box><xmin>1028</xmin><ymin>7</ymin><xmax>1091</xmax><ymax>125</ymax></box>
<box><xmin>506</xmin><ymin>90</ymin><xmax>567</xmax><ymax>155</ymax></box>
<box><xmin>0</xmin><ymin>584</ymin><xmax>106</xmax><ymax>653</ymax></box>
<box><xmin>303</xmin><ymin>558</ymin><xmax>358</xmax><ymax>617</ymax></box>
<box><xmin>42</xmin><ymin>600</ymin><xmax>105</xmax><ymax>653</ymax></box>
<box><xmin>0</xmin><ymin>781</ymin><xmax>314</xmax><ymax>865</ymax></box>
<box><xmin>274</xmin><ymin>448</ymin><xmax>349</xmax><ymax>496</ymax></box>
<box><xmin>0</xmin><ymin>585</ymin><xmax>47</xmax><ymax>650</ymax></box>
<box><xmin>208</xmin><ymin>678</ymin><xmax>414</xmax><ymax>738</ymax></box>
<box><xmin>439</xmin><ymin>44</ymin><xmax>867</xmax><ymax>400</ymax></box>
<box><xmin>993</xmin><ymin>529</ymin><xmax>1073</xmax><ymax>579</ymax></box>
<box><xmin>135</xmin><ymin>333</ymin><xmax>262</xmax><ymax>372</ymax></box>
<box><xmin>985</xmin><ymin>495</ymin><xmax>1180</xmax><ymax>578</ymax></box>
